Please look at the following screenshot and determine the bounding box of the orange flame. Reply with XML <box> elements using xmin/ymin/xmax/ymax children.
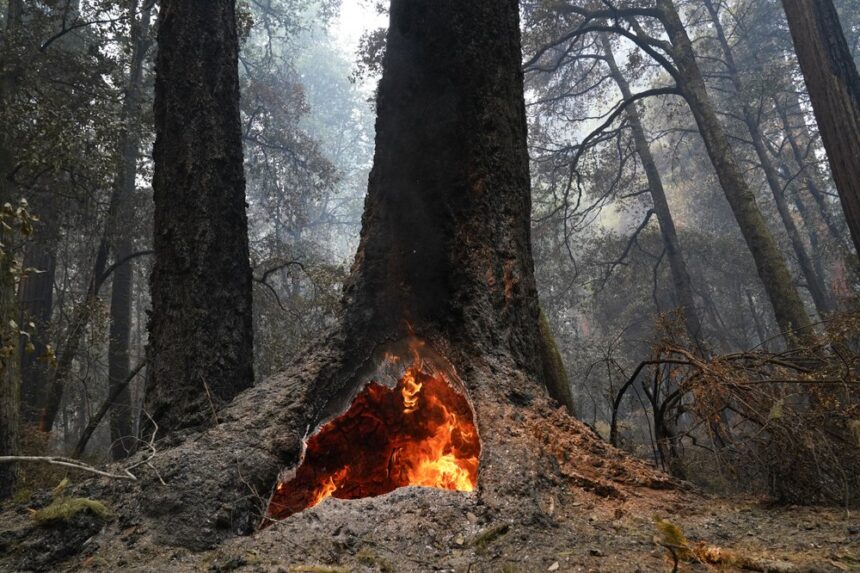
<box><xmin>266</xmin><ymin>343</ymin><xmax>480</xmax><ymax>521</ymax></box>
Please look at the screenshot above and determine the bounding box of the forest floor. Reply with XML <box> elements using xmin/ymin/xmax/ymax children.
<box><xmin>2</xmin><ymin>481</ymin><xmax>858</xmax><ymax>572</ymax></box>
<box><xmin>1</xmin><ymin>402</ymin><xmax>858</xmax><ymax>572</ymax></box>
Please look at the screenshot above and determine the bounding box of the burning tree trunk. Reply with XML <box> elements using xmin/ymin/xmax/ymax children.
<box><xmin>128</xmin><ymin>0</ymin><xmax>670</xmax><ymax>550</ymax></box>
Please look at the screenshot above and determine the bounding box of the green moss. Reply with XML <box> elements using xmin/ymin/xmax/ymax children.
<box><xmin>11</xmin><ymin>487</ymin><xmax>32</xmax><ymax>504</ymax></box>
<box><xmin>32</xmin><ymin>497</ymin><xmax>111</xmax><ymax>525</ymax></box>
<box><xmin>538</xmin><ymin>308</ymin><xmax>574</xmax><ymax>413</ymax></box>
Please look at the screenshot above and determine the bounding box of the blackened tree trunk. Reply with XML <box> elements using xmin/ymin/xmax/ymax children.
<box><xmin>656</xmin><ymin>0</ymin><xmax>814</xmax><ymax>344</ymax></box>
<box><xmin>703</xmin><ymin>0</ymin><xmax>834</xmax><ymax>317</ymax></box>
<box><xmin>108</xmin><ymin>0</ymin><xmax>151</xmax><ymax>460</ymax></box>
<box><xmin>781</xmin><ymin>0</ymin><xmax>860</xmax><ymax>258</ymax></box>
<box><xmin>144</xmin><ymin>0</ymin><xmax>254</xmax><ymax>434</ymax></box>
<box><xmin>600</xmin><ymin>32</ymin><xmax>706</xmax><ymax>352</ymax></box>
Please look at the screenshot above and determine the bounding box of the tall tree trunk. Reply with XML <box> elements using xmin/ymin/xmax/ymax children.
<box><xmin>703</xmin><ymin>0</ymin><xmax>833</xmax><ymax>317</ymax></box>
<box><xmin>0</xmin><ymin>0</ymin><xmax>24</xmax><ymax>500</ymax></box>
<box><xmin>781</xmin><ymin>0</ymin><xmax>860</xmax><ymax>257</ymax></box>
<box><xmin>107</xmin><ymin>0</ymin><xmax>152</xmax><ymax>460</ymax></box>
<box><xmin>341</xmin><ymin>0</ymin><xmax>547</xmax><ymax>386</ymax></box>
<box><xmin>656</xmin><ymin>0</ymin><xmax>814</xmax><ymax>345</ymax></box>
<box><xmin>144</xmin><ymin>0</ymin><xmax>254</xmax><ymax>435</ymax></box>
<box><xmin>600</xmin><ymin>32</ymin><xmax>706</xmax><ymax>352</ymax></box>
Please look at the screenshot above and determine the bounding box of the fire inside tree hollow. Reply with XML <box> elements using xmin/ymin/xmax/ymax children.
<box><xmin>266</xmin><ymin>341</ymin><xmax>480</xmax><ymax>521</ymax></box>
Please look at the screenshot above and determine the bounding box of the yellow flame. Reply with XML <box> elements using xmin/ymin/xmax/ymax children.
<box><xmin>401</xmin><ymin>368</ymin><xmax>423</xmax><ymax>413</ymax></box>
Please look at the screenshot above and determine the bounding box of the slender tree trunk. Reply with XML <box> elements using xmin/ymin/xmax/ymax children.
<box><xmin>600</xmin><ymin>32</ymin><xmax>706</xmax><ymax>351</ymax></box>
<box><xmin>144</xmin><ymin>0</ymin><xmax>254</xmax><ymax>434</ymax></box>
<box><xmin>656</xmin><ymin>0</ymin><xmax>814</xmax><ymax>345</ymax></box>
<box><xmin>107</xmin><ymin>246</ymin><xmax>133</xmax><ymax>457</ymax></box>
<box><xmin>107</xmin><ymin>0</ymin><xmax>151</xmax><ymax>460</ymax></box>
<box><xmin>781</xmin><ymin>0</ymin><xmax>860</xmax><ymax>257</ymax></box>
<box><xmin>703</xmin><ymin>0</ymin><xmax>833</xmax><ymax>317</ymax></box>
<box><xmin>773</xmin><ymin>92</ymin><xmax>853</xmax><ymax>252</ymax></box>
<box><xmin>0</xmin><ymin>224</ymin><xmax>20</xmax><ymax>499</ymax></box>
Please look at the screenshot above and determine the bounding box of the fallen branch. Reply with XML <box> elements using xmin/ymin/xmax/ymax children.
<box><xmin>0</xmin><ymin>456</ymin><xmax>136</xmax><ymax>481</ymax></box>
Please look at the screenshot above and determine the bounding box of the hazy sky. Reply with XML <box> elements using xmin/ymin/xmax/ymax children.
<box><xmin>333</xmin><ymin>0</ymin><xmax>388</xmax><ymax>54</ymax></box>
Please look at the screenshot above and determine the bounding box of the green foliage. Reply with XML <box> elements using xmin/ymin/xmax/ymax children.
<box><xmin>29</xmin><ymin>477</ymin><xmax>111</xmax><ymax>525</ymax></box>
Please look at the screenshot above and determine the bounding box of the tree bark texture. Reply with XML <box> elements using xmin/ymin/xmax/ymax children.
<box><xmin>145</xmin><ymin>0</ymin><xmax>254</xmax><ymax>434</ymax></box>
<box><xmin>657</xmin><ymin>0</ymin><xmax>814</xmax><ymax>344</ymax></box>
<box><xmin>782</xmin><ymin>0</ymin><xmax>860</xmax><ymax>258</ymax></box>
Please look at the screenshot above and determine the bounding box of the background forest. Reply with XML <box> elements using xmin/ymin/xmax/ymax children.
<box><xmin>1</xmin><ymin>0</ymin><xmax>859</xmax><ymax>508</ymax></box>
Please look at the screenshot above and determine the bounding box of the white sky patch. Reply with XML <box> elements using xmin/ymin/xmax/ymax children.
<box><xmin>332</xmin><ymin>0</ymin><xmax>388</xmax><ymax>55</ymax></box>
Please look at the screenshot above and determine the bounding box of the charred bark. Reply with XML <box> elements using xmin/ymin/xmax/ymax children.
<box><xmin>144</xmin><ymin>0</ymin><xmax>254</xmax><ymax>434</ymax></box>
<box><xmin>781</xmin><ymin>0</ymin><xmax>860</xmax><ymax>258</ymax></box>
<box><xmin>341</xmin><ymin>0</ymin><xmax>544</xmax><ymax>375</ymax></box>
<box><xmin>656</xmin><ymin>0</ymin><xmax>814</xmax><ymax>344</ymax></box>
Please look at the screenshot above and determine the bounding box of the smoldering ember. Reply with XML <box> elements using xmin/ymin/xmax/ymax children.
<box><xmin>0</xmin><ymin>0</ymin><xmax>859</xmax><ymax>572</ymax></box>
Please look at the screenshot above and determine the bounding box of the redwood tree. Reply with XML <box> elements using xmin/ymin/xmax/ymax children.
<box><xmin>145</xmin><ymin>0</ymin><xmax>254</xmax><ymax>434</ymax></box>
<box><xmin>781</xmin><ymin>0</ymin><xmax>860</xmax><ymax>258</ymax></box>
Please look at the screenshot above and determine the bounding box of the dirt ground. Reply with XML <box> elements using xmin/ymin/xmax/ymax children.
<box><xmin>1</xmin><ymin>398</ymin><xmax>857</xmax><ymax>572</ymax></box>
<box><xmin>2</xmin><ymin>482</ymin><xmax>858</xmax><ymax>572</ymax></box>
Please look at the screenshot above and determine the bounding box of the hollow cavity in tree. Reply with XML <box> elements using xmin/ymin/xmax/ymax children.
<box><xmin>265</xmin><ymin>338</ymin><xmax>481</xmax><ymax>522</ymax></box>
